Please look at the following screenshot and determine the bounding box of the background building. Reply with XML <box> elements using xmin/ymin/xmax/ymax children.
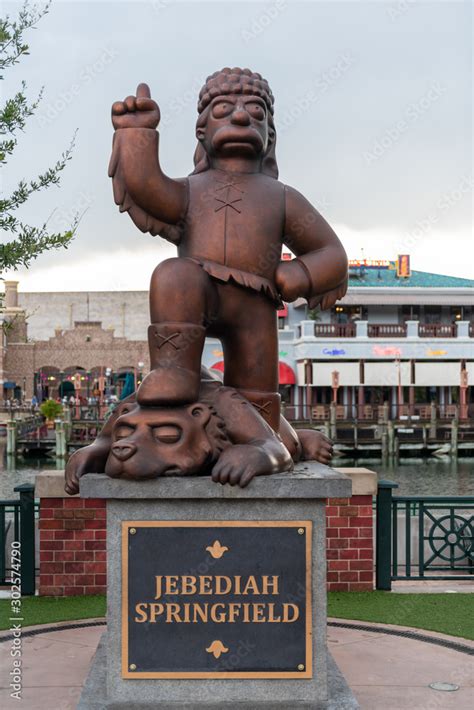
<box><xmin>1</xmin><ymin>257</ymin><xmax>473</xmax><ymax>420</ymax></box>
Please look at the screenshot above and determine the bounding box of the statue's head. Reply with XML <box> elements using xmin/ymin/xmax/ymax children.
<box><xmin>192</xmin><ymin>67</ymin><xmax>278</xmax><ymax>178</ymax></box>
<box><xmin>104</xmin><ymin>401</ymin><xmax>228</xmax><ymax>480</ymax></box>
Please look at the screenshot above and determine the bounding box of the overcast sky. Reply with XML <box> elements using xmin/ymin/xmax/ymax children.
<box><xmin>2</xmin><ymin>0</ymin><xmax>472</xmax><ymax>291</ymax></box>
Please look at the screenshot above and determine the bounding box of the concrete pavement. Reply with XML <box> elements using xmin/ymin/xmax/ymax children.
<box><xmin>0</xmin><ymin>619</ymin><xmax>472</xmax><ymax>709</ymax></box>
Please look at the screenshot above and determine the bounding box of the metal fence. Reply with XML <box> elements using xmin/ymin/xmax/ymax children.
<box><xmin>0</xmin><ymin>484</ymin><xmax>37</xmax><ymax>595</ymax></box>
<box><xmin>376</xmin><ymin>481</ymin><xmax>474</xmax><ymax>589</ymax></box>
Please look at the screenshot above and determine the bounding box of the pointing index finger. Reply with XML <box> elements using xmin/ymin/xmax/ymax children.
<box><xmin>136</xmin><ymin>83</ymin><xmax>151</xmax><ymax>99</ymax></box>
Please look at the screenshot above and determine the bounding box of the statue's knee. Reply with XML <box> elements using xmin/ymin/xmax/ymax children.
<box><xmin>150</xmin><ymin>258</ymin><xmax>205</xmax><ymax>294</ymax></box>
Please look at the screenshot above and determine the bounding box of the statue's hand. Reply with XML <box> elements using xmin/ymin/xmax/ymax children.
<box><xmin>297</xmin><ymin>429</ymin><xmax>333</xmax><ymax>465</ymax></box>
<box><xmin>64</xmin><ymin>442</ymin><xmax>109</xmax><ymax>495</ymax></box>
<box><xmin>211</xmin><ymin>445</ymin><xmax>270</xmax><ymax>488</ymax></box>
<box><xmin>275</xmin><ymin>259</ymin><xmax>309</xmax><ymax>302</ymax></box>
<box><xmin>111</xmin><ymin>83</ymin><xmax>160</xmax><ymax>130</ymax></box>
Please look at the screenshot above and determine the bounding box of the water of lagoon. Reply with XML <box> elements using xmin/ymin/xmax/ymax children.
<box><xmin>0</xmin><ymin>444</ymin><xmax>473</xmax><ymax>499</ymax></box>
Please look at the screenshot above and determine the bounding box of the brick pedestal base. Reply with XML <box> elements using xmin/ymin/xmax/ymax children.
<box><xmin>36</xmin><ymin>467</ymin><xmax>376</xmax><ymax>596</ymax></box>
<box><xmin>326</xmin><ymin>495</ymin><xmax>373</xmax><ymax>591</ymax></box>
<box><xmin>39</xmin><ymin>497</ymin><xmax>106</xmax><ymax>596</ymax></box>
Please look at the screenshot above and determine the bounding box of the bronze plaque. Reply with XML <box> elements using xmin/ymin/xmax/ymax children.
<box><xmin>122</xmin><ymin>521</ymin><xmax>312</xmax><ymax>679</ymax></box>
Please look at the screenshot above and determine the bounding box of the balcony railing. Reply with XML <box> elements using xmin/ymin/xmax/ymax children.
<box><xmin>368</xmin><ymin>323</ymin><xmax>407</xmax><ymax>338</ymax></box>
<box><xmin>418</xmin><ymin>323</ymin><xmax>457</xmax><ymax>338</ymax></box>
<box><xmin>313</xmin><ymin>323</ymin><xmax>356</xmax><ymax>338</ymax></box>
<box><xmin>309</xmin><ymin>322</ymin><xmax>468</xmax><ymax>338</ymax></box>
<box><xmin>283</xmin><ymin>403</ymin><xmax>471</xmax><ymax>423</ymax></box>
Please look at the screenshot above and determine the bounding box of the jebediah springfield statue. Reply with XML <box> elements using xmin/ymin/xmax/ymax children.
<box><xmin>65</xmin><ymin>67</ymin><xmax>347</xmax><ymax>494</ymax></box>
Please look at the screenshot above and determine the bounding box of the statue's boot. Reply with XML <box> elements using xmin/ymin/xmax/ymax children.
<box><xmin>238</xmin><ymin>388</ymin><xmax>281</xmax><ymax>433</ymax></box>
<box><xmin>137</xmin><ymin>322</ymin><xmax>205</xmax><ymax>406</ymax></box>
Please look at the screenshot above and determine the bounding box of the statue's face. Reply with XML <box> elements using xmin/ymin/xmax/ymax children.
<box><xmin>104</xmin><ymin>403</ymin><xmax>213</xmax><ymax>480</ymax></box>
<box><xmin>197</xmin><ymin>94</ymin><xmax>269</xmax><ymax>159</ymax></box>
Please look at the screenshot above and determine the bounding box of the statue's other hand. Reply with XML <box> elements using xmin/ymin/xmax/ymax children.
<box><xmin>275</xmin><ymin>259</ymin><xmax>307</xmax><ymax>302</ymax></box>
<box><xmin>64</xmin><ymin>448</ymin><xmax>89</xmax><ymax>495</ymax></box>
<box><xmin>111</xmin><ymin>83</ymin><xmax>160</xmax><ymax>130</ymax></box>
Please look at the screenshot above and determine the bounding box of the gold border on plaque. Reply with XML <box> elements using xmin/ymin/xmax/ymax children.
<box><xmin>121</xmin><ymin>520</ymin><xmax>313</xmax><ymax>680</ymax></box>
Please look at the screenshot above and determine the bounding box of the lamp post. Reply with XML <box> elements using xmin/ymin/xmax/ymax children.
<box><xmin>460</xmin><ymin>369</ymin><xmax>469</xmax><ymax>420</ymax></box>
<box><xmin>396</xmin><ymin>359</ymin><xmax>403</xmax><ymax>418</ymax></box>
<box><xmin>137</xmin><ymin>361</ymin><xmax>144</xmax><ymax>389</ymax></box>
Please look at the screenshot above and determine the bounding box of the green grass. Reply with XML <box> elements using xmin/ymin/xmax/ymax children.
<box><xmin>0</xmin><ymin>592</ymin><xmax>472</xmax><ymax>641</ymax></box>
<box><xmin>328</xmin><ymin>591</ymin><xmax>474</xmax><ymax>640</ymax></box>
<box><xmin>0</xmin><ymin>594</ymin><xmax>106</xmax><ymax>630</ymax></box>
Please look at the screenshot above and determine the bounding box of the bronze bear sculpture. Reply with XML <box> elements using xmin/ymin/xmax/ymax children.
<box><xmin>65</xmin><ymin>368</ymin><xmax>333</xmax><ymax>494</ymax></box>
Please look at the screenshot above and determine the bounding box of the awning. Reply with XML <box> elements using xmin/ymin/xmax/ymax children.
<box><xmin>211</xmin><ymin>361</ymin><xmax>296</xmax><ymax>385</ymax></box>
<box><xmin>3</xmin><ymin>382</ymin><xmax>16</xmax><ymax>389</ymax></box>
<box><xmin>312</xmin><ymin>362</ymin><xmax>360</xmax><ymax>387</ymax></box>
<box><xmin>415</xmin><ymin>362</ymin><xmax>461</xmax><ymax>386</ymax></box>
<box><xmin>279</xmin><ymin>361</ymin><xmax>296</xmax><ymax>385</ymax></box>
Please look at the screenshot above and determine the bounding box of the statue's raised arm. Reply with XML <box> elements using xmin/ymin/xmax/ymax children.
<box><xmin>108</xmin><ymin>83</ymin><xmax>188</xmax><ymax>241</ymax></box>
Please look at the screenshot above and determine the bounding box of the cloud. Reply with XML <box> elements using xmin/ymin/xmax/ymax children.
<box><xmin>338</xmin><ymin>224</ymin><xmax>474</xmax><ymax>280</ymax></box>
<box><xmin>5</xmin><ymin>222</ymin><xmax>472</xmax><ymax>293</ymax></box>
<box><xmin>4</xmin><ymin>244</ymin><xmax>176</xmax><ymax>292</ymax></box>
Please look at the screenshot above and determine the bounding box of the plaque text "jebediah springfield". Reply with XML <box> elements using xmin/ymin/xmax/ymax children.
<box><xmin>134</xmin><ymin>574</ymin><xmax>301</xmax><ymax>624</ymax></box>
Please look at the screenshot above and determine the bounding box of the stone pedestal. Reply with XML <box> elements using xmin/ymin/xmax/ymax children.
<box><xmin>78</xmin><ymin>464</ymin><xmax>359</xmax><ymax>709</ymax></box>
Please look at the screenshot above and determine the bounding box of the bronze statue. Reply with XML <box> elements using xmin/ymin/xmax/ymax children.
<box><xmin>64</xmin><ymin>67</ymin><xmax>346</xmax><ymax>494</ymax></box>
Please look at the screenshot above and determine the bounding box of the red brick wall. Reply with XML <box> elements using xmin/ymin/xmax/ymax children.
<box><xmin>39</xmin><ymin>498</ymin><xmax>106</xmax><ymax>596</ymax></box>
<box><xmin>38</xmin><ymin>494</ymin><xmax>374</xmax><ymax>595</ymax></box>
<box><xmin>326</xmin><ymin>495</ymin><xmax>374</xmax><ymax>591</ymax></box>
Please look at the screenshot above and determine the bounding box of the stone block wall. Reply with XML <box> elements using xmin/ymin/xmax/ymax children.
<box><xmin>36</xmin><ymin>468</ymin><xmax>376</xmax><ymax>596</ymax></box>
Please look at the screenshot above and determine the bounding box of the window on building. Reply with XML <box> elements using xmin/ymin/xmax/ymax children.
<box><xmin>450</xmin><ymin>306</ymin><xmax>471</xmax><ymax>323</ymax></box>
<box><xmin>331</xmin><ymin>306</ymin><xmax>362</xmax><ymax>324</ymax></box>
<box><xmin>423</xmin><ymin>306</ymin><xmax>441</xmax><ymax>324</ymax></box>
<box><xmin>401</xmin><ymin>305</ymin><xmax>420</xmax><ymax>322</ymax></box>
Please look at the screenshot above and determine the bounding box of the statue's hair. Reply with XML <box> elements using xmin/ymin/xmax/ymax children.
<box><xmin>191</xmin><ymin>67</ymin><xmax>278</xmax><ymax>179</ymax></box>
<box><xmin>197</xmin><ymin>67</ymin><xmax>274</xmax><ymax>115</ymax></box>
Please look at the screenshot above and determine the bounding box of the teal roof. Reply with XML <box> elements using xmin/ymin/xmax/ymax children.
<box><xmin>348</xmin><ymin>267</ymin><xmax>474</xmax><ymax>288</ymax></box>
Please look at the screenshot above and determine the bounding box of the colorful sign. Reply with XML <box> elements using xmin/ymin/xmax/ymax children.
<box><xmin>426</xmin><ymin>349</ymin><xmax>448</xmax><ymax>357</ymax></box>
<box><xmin>349</xmin><ymin>259</ymin><xmax>390</xmax><ymax>269</ymax></box>
<box><xmin>322</xmin><ymin>348</ymin><xmax>346</xmax><ymax>356</ymax></box>
<box><xmin>397</xmin><ymin>254</ymin><xmax>411</xmax><ymax>278</ymax></box>
<box><xmin>372</xmin><ymin>345</ymin><xmax>402</xmax><ymax>357</ymax></box>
